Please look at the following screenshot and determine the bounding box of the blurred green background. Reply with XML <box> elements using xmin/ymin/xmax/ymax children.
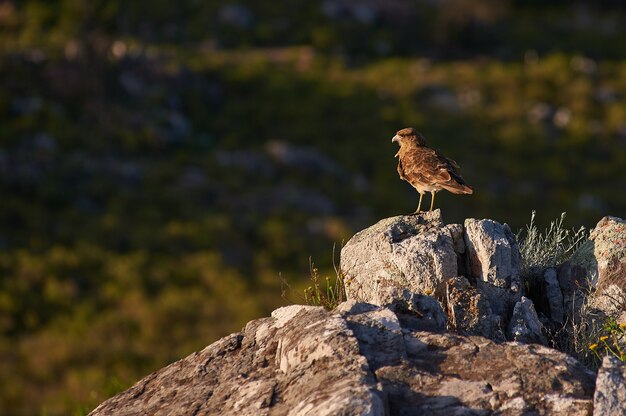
<box><xmin>1</xmin><ymin>0</ymin><xmax>626</xmax><ymax>414</ymax></box>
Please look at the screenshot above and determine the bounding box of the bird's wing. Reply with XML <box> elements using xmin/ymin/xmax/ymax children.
<box><xmin>401</xmin><ymin>147</ymin><xmax>454</xmax><ymax>185</ymax></box>
<box><xmin>435</xmin><ymin>149</ymin><xmax>473</xmax><ymax>189</ymax></box>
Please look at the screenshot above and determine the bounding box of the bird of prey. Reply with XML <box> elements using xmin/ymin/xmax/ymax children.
<box><xmin>392</xmin><ymin>127</ymin><xmax>473</xmax><ymax>213</ymax></box>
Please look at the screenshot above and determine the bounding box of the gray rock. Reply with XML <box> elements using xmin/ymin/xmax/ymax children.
<box><xmin>464</xmin><ymin>218</ymin><xmax>522</xmax><ymax>316</ymax></box>
<box><xmin>590</xmin><ymin>216</ymin><xmax>626</xmax><ymax>291</ymax></box>
<box><xmin>348</xmin><ymin>288</ymin><xmax>448</xmax><ymax>332</ymax></box>
<box><xmin>464</xmin><ymin>218</ymin><xmax>521</xmax><ymax>289</ymax></box>
<box><xmin>91</xmin><ymin>304</ymin><xmax>595</xmax><ymax>416</ymax></box>
<box><xmin>508</xmin><ymin>296</ymin><xmax>548</xmax><ymax>345</ymax></box>
<box><xmin>446</xmin><ymin>223</ymin><xmax>466</xmax><ymax>254</ymax></box>
<box><xmin>588</xmin><ymin>284</ymin><xmax>626</xmax><ymax>322</ymax></box>
<box><xmin>559</xmin><ymin>216</ymin><xmax>626</xmax><ymax>322</ymax></box>
<box><xmin>544</xmin><ymin>267</ymin><xmax>565</xmax><ymax>324</ymax></box>
<box><xmin>446</xmin><ymin>276</ymin><xmax>505</xmax><ymax>341</ymax></box>
<box><xmin>391</xmin><ymin>330</ymin><xmax>594</xmax><ymax>415</ymax></box>
<box><xmin>593</xmin><ymin>356</ymin><xmax>626</xmax><ymax>416</ymax></box>
<box><xmin>363</xmin><ymin>306</ymin><xmax>594</xmax><ymax>415</ymax></box>
<box><xmin>334</xmin><ymin>299</ymin><xmax>379</xmax><ymax>315</ymax></box>
<box><xmin>399</xmin><ymin>291</ymin><xmax>448</xmax><ymax>332</ymax></box>
<box><xmin>341</xmin><ymin>209</ymin><xmax>458</xmax><ymax>302</ymax></box>
<box><xmin>89</xmin><ymin>305</ymin><xmax>385</xmax><ymax>416</ymax></box>
<box><xmin>344</xmin><ymin>306</ymin><xmax>407</xmax><ymax>370</ymax></box>
<box><xmin>445</xmin><ymin>222</ymin><xmax>467</xmax><ymax>275</ymax></box>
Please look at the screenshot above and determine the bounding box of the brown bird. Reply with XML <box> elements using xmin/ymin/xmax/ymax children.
<box><xmin>392</xmin><ymin>127</ymin><xmax>473</xmax><ymax>213</ymax></box>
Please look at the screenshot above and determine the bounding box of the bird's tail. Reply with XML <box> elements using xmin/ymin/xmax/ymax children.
<box><xmin>446</xmin><ymin>170</ymin><xmax>474</xmax><ymax>194</ymax></box>
<box><xmin>443</xmin><ymin>183</ymin><xmax>474</xmax><ymax>194</ymax></box>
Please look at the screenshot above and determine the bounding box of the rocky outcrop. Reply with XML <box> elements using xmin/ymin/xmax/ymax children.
<box><xmin>593</xmin><ymin>356</ymin><xmax>626</xmax><ymax>416</ymax></box>
<box><xmin>90</xmin><ymin>214</ymin><xmax>626</xmax><ymax>415</ymax></box>
<box><xmin>559</xmin><ymin>216</ymin><xmax>626</xmax><ymax>324</ymax></box>
<box><xmin>341</xmin><ymin>211</ymin><xmax>528</xmax><ymax>342</ymax></box>
<box><xmin>342</xmin><ymin>213</ymin><xmax>626</xmax><ymax>343</ymax></box>
<box><xmin>587</xmin><ymin>217</ymin><xmax>626</xmax><ymax>324</ymax></box>
<box><xmin>91</xmin><ymin>303</ymin><xmax>595</xmax><ymax>416</ymax></box>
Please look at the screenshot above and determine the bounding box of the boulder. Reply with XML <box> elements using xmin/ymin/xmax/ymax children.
<box><xmin>593</xmin><ymin>356</ymin><xmax>626</xmax><ymax>416</ymax></box>
<box><xmin>587</xmin><ymin>284</ymin><xmax>626</xmax><ymax>324</ymax></box>
<box><xmin>340</xmin><ymin>209</ymin><xmax>460</xmax><ymax>302</ymax></box>
<box><xmin>446</xmin><ymin>276</ymin><xmax>505</xmax><ymax>341</ymax></box>
<box><xmin>91</xmin><ymin>303</ymin><xmax>596</xmax><ymax>416</ymax></box>
<box><xmin>89</xmin><ymin>305</ymin><xmax>385</xmax><ymax>416</ymax></box>
<box><xmin>464</xmin><ymin>218</ymin><xmax>522</xmax><ymax>317</ymax></box>
<box><xmin>590</xmin><ymin>216</ymin><xmax>626</xmax><ymax>290</ymax></box>
<box><xmin>508</xmin><ymin>296</ymin><xmax>548</xmax><ymax>345</ymax></box>
<box><xmin>559</xmin><ymin>216</ymin><xmax>626</xmax><ymax>322</ymax></box>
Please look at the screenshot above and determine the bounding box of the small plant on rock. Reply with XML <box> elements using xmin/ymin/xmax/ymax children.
<box><xmin>281</xmin><ymin>245</ymin><xmax>346</xmax><ymax>310</ymax></box>
<box><xmin>302</xmin><ymin>258</ymin><xmax>345</xmax><ymax>310</ymax></box>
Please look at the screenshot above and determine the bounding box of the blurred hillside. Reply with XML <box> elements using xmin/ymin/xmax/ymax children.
<box><xmin>1</xmin><ymin>0</ymin><xmax>626</xmax><ymax>414</ymax></box>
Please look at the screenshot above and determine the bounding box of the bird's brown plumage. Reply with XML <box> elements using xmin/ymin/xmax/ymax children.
<box><xmin>392</xmin><ymin>127</ymin><xmax>473</xmax><ymax>212</ymax></box>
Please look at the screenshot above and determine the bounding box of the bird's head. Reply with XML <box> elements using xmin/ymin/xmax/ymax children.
<box><xmin>391</xmin><ymin>127</ymin><xmax>426</xmax><ymax>147</ymax></box>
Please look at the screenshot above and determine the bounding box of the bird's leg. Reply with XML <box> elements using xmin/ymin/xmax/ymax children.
<box><xmin>429</xmin><ymin>191</ymin><xmax>436</xmax><ymax>211</ymax></box>
<box><xmin>414</xmin><ymin>193</ymin><xmax>424</xmax><ymax>214</ymax></box>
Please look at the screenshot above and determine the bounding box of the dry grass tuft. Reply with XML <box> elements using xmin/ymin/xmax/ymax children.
<box><xmin>281</xmin><ymin>244</ymin><xmax>345</xmax><ymax>310</ymax></box>
<box><xmin>516</xmin><ymin>211</ymin><xmax>587</xmax><ymax>279</ymax></box>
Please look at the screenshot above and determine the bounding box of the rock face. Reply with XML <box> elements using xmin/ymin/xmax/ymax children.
<box><xmin>593</xmin><ymin>356</ymin><xmax>626</xmax><ymax>416</ymax></box>
<box><xmin>90</xmin><ymin>305</ymin><xmax>384</xmax><ymax>416</ymax></box>
<box><xmin>590</xmin><ymin>216</ymin><xmax>626</xmax><ymax>290</ymax></box>
<box><xmin>464</xmin><ymin>218</ymin><xmax>522</xmax><ymax>317</ymax></box>
<box><xmin>446</xmin><ymin>276</ymin><xmax>505</xmax><ymax>342</ymax></box>
<box><xmin>507</xmin><ymin>296</ymin><xmax>548</xmax><ymax>345</ymax></box>
<box><xmin>341</xmin><ymin>211</ymin><xmax>529</xmax><ymax>342</ymax></box>
<box><xmin>91</xmin><ymin>303</ymin><xmax>596</xmax><ymax>416</ymax></box>
<box><xmin>587</xmin><ymin>216</ymin><xmax>626</xmax><ymax>324</ymax></box>
<box><xmin>340</xmin><ymin>210</ymin><xmax>459</xmax><ymax>302</ymax></box>
<box><xmin>559</xmin><ymin>216</ymin><xmax>626</xmax><ymax>323</ymax></box>
<box><xmin>373</xmin><ymin>287</ymin><xmax>448</xmax><ymax>332</ymax></box>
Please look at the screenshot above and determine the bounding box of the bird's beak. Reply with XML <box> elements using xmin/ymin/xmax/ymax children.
<box><xmin>391</xmin><ymin>135</ymin><xmax>399</xmax><ymax>143</ymax></box>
